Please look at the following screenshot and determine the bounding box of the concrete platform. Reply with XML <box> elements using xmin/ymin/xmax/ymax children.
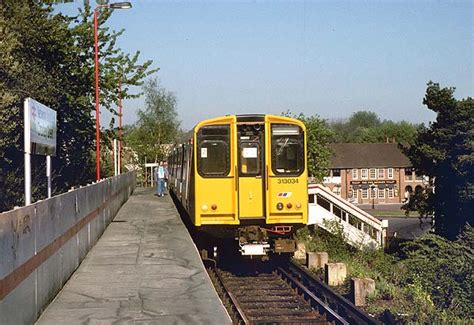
<box><xmin>37</xmin><ymin>188</ymin><xmax>231</xmax><ymax>325</ymax></box>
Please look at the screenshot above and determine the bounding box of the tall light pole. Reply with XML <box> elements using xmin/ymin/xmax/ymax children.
<box><xmin>118</xmin><ymin>78</ymin><xmax>123</xmax><ymax>174</ymax></box>
<box><xmin>94</xmin><ymin>1</ymin><xmax>132</xmax><ymax>181</ymax></box>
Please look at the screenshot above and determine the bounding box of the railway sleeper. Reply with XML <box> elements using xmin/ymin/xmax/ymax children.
<box><xmin>249</xmin><ymin>311</ymin><xmax>324</xmax><ymax>320</ymax></box>
<box><xmin>235</xmin><ymin>291</ymin><xmax>297</xmax><ymax>301</ymax></box>
<box><xmin>237</xmin><ymin>295</ymin><xmax>302</xmax><ymax>303</ymax></box>
<box><xmin>240</xmin><ymin>301</ymin><xmax>305</xmax><ymax>309</ymax></box>
<box><xmin>220</xmin><ymin>275</ymin><xmax>281</xmax><ymax>282</ymax></box>
<box><xmin>244</xmin><ymin>306</ymin><xmax>315</xmax><ymax>316</ymax></box>
<box><xmin>229</xmin><ymin>285</ymin><xmax>291</xmax><ymax>292</ymax></box>
<box><xmin>251</xmin><ymin>318</ymin><xmax>327</xmax><ymax>325</ymax></box>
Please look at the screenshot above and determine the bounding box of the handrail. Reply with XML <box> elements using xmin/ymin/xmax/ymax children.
<box><xmin>309</xmin><ymin>183</ymin><xmax>381</xmax><ymax>226</ymax></box>
<box><xmin>307</xmin><ymin>183</ymin><xmax>388</xmax><ymax>248</ymax></box>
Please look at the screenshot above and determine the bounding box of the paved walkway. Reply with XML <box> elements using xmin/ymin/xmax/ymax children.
<box><xmin>37</xmin><ymin>188</ymin><xmax>231</xmax><ymax>325</ymax></box>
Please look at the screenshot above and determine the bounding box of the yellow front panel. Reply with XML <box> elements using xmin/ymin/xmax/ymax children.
<box><xmin>264</xmin><ymin>115</ymin><xmax>308</xmax><ymax>225</ymax></box>
<box><xmin>195</xmin><ymin>177</ymin><xmax>238</xmax><ymax>225</ymax></box>
<box><xmin>238</xmin><ymin>177</ymin><xmax>264</xmax><ymax>218</ymax></box>
<box><xmin>193</xmin><ymin>115</ymin><xmax>239</xmax><ymax>226</ymax></box>
<box><xmin>267</xmin><ymin>176</ymin><xmax>308</xmax><ymax>224</ymax></box>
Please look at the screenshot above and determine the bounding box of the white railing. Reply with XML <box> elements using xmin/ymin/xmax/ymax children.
<box><xmin>308</xmin><ymin>184</ymin><xmax>388</xmax><ymax>249</ymax></box>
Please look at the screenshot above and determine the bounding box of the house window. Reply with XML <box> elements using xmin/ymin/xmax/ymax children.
<box><xmin>352</xmin><ymin>169</ymin><xmax>358</xmax><ymax>179</ymax></box>
<box><xmin>350</xmin><ymin>188</ymin><xmax>358</xmax><ymax>199</ymax></box>
<box><xmin>370</xmin><ymin>188</ymin><xmax>377</xmax><ymax>198</ymax></box>
<box><xmin>378</xmin><ymin>168</ymin><xmax>385</xmax><ymax>179</ymax></box>
<box><xmin>387</xmin><ymin>188</ymin><xmax>394</xmax><ymax>198</ymax></box>
<box><xmin>378</xmin><ymin>188</ymin><xmax>385</xmax><ymax>198</ymax></box>
<box><xmin>332</xmin><ymin>169</ymin><xmax>341</xmax><ymax>177</ymax></box>
<box><xmin>361</xmin><ymin>169</ymin><xmax>368</xmax><ymax>179</ymax></box>
<box><xmin>369</xmin><ymin>168</ymin><xmax>377</xmax><ymax>179</ymax></box>
<box><xmin>361</xmin><ymin>188</ymin><xmax>368</xmax><ymax>199</ymax></box>
<box><xmin>405</xmin><ymin>168</ymin><xmax>413</xmax><ymax>181</ymax></box>
<box><xmin>388</xmin><ymin>168</ymin><xmax>394</xmax><ymax>179</ymax></box>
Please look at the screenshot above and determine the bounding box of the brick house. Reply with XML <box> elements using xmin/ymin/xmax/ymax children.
<box><xmin>322</xmin><ymin>143</ymin><xmax>428</xmax><ymax>206</ymax></box>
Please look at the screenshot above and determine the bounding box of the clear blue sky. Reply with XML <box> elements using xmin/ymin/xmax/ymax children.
<box><xmin>59</xmin><ymin>1</ymin><xmax>473</xmax><ymax>130</ymax></box>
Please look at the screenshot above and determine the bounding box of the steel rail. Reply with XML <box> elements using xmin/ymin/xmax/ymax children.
<box><xmin>276</xmin><ymin>267</ymin><xmax>349</xmax><ymax>325</ymax></box>
<box><xmin>285</xmin><ymin>261</ymin><xmax>380</xmax><ymax>325</ymax></box>
<box><xmin>210</xmin><ymin>266</ymin><xmax>250</xmax><ymax>325</ymax></box>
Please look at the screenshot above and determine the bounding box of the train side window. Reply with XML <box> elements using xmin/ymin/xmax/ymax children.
<box><xmin>197</xmin><ymin>125</ymin><xmax>230</xmax><ymax>177</ymax></box>
<box><xmin>271</xmin><ymin>124</ymin><xmax>304</xmax><ymax>176</ymax></box>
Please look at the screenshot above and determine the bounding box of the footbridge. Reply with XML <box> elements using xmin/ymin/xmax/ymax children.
<box><xmin>308</xmin><ymin>184</ymin><xmax>388</xmax><ymax>249</ymax></box>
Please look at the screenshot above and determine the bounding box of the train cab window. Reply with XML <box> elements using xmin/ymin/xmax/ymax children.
<box><xmin>240</xmin><ymin>142</ymin><xmax>260</xmax><ymax>175</ymax></box>
<box><xmin>197</xmin><ymin>125</ymin><xmax>230</xmax><ymax>177</ymax></box>
<box><xmin>271</xmin><ymin>124</ymin><xmax>304</xmax><ymax>176</ymax></box>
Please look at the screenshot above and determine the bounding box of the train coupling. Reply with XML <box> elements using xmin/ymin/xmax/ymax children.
<box><xmin>237</xmin><ymin>225</ymin><xmax>297</xmax><ymax>256</ymax></box>
<box><xmin>237</xmin><ymin>225</ymin><xmax>270</xmax><ymax>256</ymax></box>
<box><xmin>239</xmin><ymin>242</ymin><xmax>271</xmax><ymax>256</ymax></box>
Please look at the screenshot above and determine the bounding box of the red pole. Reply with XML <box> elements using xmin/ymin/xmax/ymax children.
<box><xmin>94</xmin><ymin>8</ymin><xmax>101</xmax><ymax>181</ymax></box>
<box><xmin>118</xmin><ymin>79</ymin><xmax>123</xmax><ymax>174</ymax></box>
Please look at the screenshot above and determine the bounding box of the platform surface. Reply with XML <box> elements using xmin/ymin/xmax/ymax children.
<box><xmin>37</xmin><ymin>188</ymin><xmax>231</xmax><ymax>325</ymax></box>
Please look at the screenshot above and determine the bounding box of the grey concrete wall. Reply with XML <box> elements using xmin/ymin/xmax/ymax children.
<box><xmin>0</xmin><ymin>172</ymin><xmax>136</xmax><ymax>325</ymax></box>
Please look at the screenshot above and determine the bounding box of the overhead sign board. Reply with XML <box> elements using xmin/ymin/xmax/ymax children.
<box><xmin>24</xmin><ymin>98</ymin><xmax>57</xmax><ymax>156</ymax></box>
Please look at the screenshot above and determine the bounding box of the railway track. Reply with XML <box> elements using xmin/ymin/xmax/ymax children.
<box><xmin>206</xmin><ymin>259</ymin><xmax>379</xmax><ymax>325</ymax></box>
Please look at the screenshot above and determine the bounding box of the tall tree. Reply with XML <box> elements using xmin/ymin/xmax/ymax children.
<box><xmin>0</xmin><ymin>1</ymin><xmax>155</xmax><ymax>212</ymax></box>
<box><xmin>330</xmin><ymin>110</ymin><xmax>418</xmax><ymax>144</ymax></box>
<box><xmin>125</xmin><ymin>78</ymin><xmax>181</xmax><ymax>164</ymax></box>
<box><xmin>283</xmin><ymin>111</ymin><xmax>334</xmax><ymax>182</ymax></box>
<box><xmin>404</xmin><ymin>82</ymin><xmax>473</xmax><ymax>239</ymax></box>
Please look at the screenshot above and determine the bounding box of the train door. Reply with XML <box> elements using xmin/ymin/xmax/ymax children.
<box><xmin>237</xmin><ymin>124</ymin><xmax>265</xmax><ymax>218</ymax></box>
<box><xmin>265</xmin><ymin>117</ymin><xmax>308</xmax><ymax>225</ymax></box>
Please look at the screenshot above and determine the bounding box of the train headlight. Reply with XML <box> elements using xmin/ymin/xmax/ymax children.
<box><xmin>211</xmin><ymin>204</ymin><xmax>217</xmax><ymax>211</ymax></box>
<box><xmin>286</xmin><ymin>202</ymin><xmax>293</xmax><ymax>209</ymax></box>
<box><xmin>295</xmin><ymin>202</ymin><xmax>302</xmax><ymax>209</ymax></box>
<box><xmin>276</xmin><ymin>202</ymin><xmax>284</xmax><ymax>210</ymax></box>
<box><xmin>201</xmin><ymin>204</ymin><xmax>208</xmax><ymax>212</ymax></box>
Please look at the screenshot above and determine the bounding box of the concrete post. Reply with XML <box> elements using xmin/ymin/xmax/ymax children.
<box><xmin>325</xmin><ymin>262</ymin><xmax>347</xmax><ymax>286</ymax></box>
<box><xmin>306</xmin><ymin>252</ymin><xmax>328</xmax><ymax>269</ymax></box>
<box><xmin>293</xmin><ymin>242</ymin><xmax>306</xmax><ymax>260</ymax></box>
<box><xmin>351</xmin><ymin>278</ymin><xmax>376</xmax><ymax>306</ymax></box>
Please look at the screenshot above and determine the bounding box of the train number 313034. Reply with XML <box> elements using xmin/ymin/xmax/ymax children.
<box><xmin>277</xmin><ymin>178</ymin><xmax>299</xmax><ymax>184</ymax></box>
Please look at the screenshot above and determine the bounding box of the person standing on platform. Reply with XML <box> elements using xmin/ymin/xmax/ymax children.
<box><xmin>155</xmin><ymin>161</ymin><xmax>166</xmax><ymax>197</ymax></box>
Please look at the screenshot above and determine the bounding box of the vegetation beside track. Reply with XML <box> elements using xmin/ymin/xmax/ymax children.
<box><xmin>296</xmin><ymin>222</ymin><xmax>474</xmax><ymax>323</ymax></box>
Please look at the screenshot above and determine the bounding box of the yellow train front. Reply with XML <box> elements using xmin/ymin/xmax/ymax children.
<box><xmin>168</xmin><ymin>114</ymin><xmax>308</xmax><ymax>257</ymax></box>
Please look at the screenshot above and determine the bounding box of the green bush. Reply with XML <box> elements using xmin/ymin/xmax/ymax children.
<box><xmin>296</xmin><ymin>223</ymin><xmax>474</xmax><ymax>322</ymax></box>
<box><xmin>398</xmin><ymin>224</ymin><xmax>473</xmax><ymax>319</ymax></box>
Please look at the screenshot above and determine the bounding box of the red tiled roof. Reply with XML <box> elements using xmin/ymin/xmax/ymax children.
<box><xmin>329</xmin><ymin>143</ymin><xmax>412</xmax><ymax>168</ymax></box>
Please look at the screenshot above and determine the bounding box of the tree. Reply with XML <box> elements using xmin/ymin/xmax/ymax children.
<box><xmin>125</xmin><ymin>78</ymin><xmax>181</xmax><ymax>164</ymax></box>
<box><xmin>404</xmin><ymin>82</ymin><xmax>473</xmax><ymax>239</ymax></box>
<box><xmin>0</xmin><ymin>1</ymin><xmax>155</xmax><ymax>211</ymax></box>
<box><xmin>283</xmin><ymin>111</ymin><xmax>334</xmax><ymax>181</ymax></box>
<box><xmin>329</xmin><ymin>111</ymin><xmax>419</xmax><ymax>144</ymax></box>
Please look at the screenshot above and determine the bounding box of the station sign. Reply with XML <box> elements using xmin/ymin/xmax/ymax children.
<box><xmin>350</xmin><ymin>180</ymin><xmax>396</xmax><ymax>185</ymax></box>
<box><xmin>24</xmin><ymin>98</ymin><xmax>57</xmax><ymax>156</ymax></box>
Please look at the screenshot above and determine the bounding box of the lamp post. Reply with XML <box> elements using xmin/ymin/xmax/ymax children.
<box><xmin>370</xmin><ymin>184</ymin><xmax>376</xmax><ymax>209</ymax></box>
<box><xmin>118</xmin><ymin>78</ymin><xmax>123</xmax><ymax>174</ymax></box>
<box><xmin>94</xmin><ymin>1</ymin><xmax>132</xmax><ymax>181</ymax></box>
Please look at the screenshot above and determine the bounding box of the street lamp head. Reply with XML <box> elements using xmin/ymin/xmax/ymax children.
<box><xmin>109</xmin><ymin>2</ymin><xmax>132</xmax><ymax>9</ymax></box>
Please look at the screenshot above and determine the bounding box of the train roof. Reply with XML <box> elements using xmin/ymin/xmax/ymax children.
<box><xmin>192</xmin><ymin>114</ymin><xmax>305</xmax><ymax>130</ymax></box>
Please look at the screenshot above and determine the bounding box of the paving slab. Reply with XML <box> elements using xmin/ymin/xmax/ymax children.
<box><xmin>36</xmin><ymin>188</ymin><xmax>231</xmax><ymax>325</ymax></box>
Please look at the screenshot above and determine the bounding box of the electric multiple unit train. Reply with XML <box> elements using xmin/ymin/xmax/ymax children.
<box><xmin>168</xmin><ymin>114</ymin><xmax>308</xmax><ymax>256</ymax></box>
